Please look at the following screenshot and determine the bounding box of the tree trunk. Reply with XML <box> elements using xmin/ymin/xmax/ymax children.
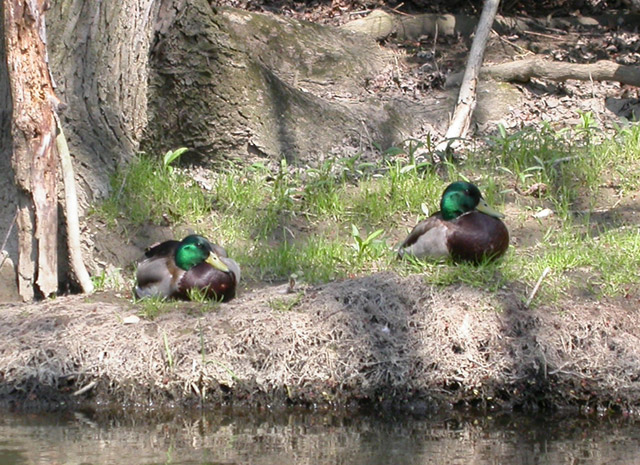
<box><xmin>46</xmin><ymin>0</ymin><xmax>160</xmax><ymax>206</ymax></box>
<box><xmin>2</xmin><ymin>0</ymin><xmax>459</xmax><ymax>294</ymax></box>
<box><xmin>0</xmin><ymin>3</ymin><xmax>21</xmax><ymax>303</ymax></box>
<box><xmin>0</xmin><ymin>0</ymin><xmax>160</xmax><ymax>298</ymax></box>
<box><xmin>144</xmin><ymin>2</ymin><xmax>450</xmax><ymax>167</ymax></box>
<box><xmin>4</xmin><ymin>0</ymin><xmax>59</xmax><ymax>299</ymax></box>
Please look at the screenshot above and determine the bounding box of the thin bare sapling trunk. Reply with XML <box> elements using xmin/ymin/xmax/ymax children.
<box><xmin>55</xmin><ymin>114</ymin><xmax>93</xmax><ymax>294</ymax></box>
<box><xmin>436</xmin><ymin>0</ymin><xmax>501</xmax><ymax>153</ymax></box>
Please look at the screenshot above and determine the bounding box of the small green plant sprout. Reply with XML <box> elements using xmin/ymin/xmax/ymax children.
<box><xmin>271</xmin><ymin>158</ymin><xmax>298</xmax><ymax>209</ymax></box>
<box><xmin>162</xmin><ymin>330</ymin><xmax>174</xmax><ymax>370</ymax></box>
<box><xmin>268</xmin><ymin>292</ymin><xmax>304</xmax><ymax>312</ymax></box>
<box><xmin>378</xmin><ymin>143</ymin><xmax>406</xmax><ymax>159</ymax></box>
<box><xmin>574</xmin><ymin>111</ymin><xmax>599</xmax><ymax>144</ymax></box>
<box><xmin>162</xmin><ymin>147</ymin><xmax>189</xmax><ymax>172</ymax></box>
<box><xmin>489</xmin><ymin>123</ymin><xmax>520</xmax><ymax>157</ymax></box>
<box><xmin>90</xmin><ymin>270</ymin><xmax>108</xmax><ymax>292</ymax></box>
<box><xmin>136</xmin><ymin>295</ymin><xmax>174</xmax><ymax>319</ymax></box>
<box><xmin>351</xmin><ymin>224</ymin><xmax>385</xmax><ymax>260</ymax></box>
<box><xmin>498</xmin><ymin>165</ymin><xmax>542</xmax><ymax>193</ymax></box>
<box><xmin>90</xmin><ymin>267</ymin><xmax>127</xmax><ymax>292</ymax></box>
<box><xmin>336</xmin><ymin>153</ymin><xmax>376</xmax><ymax>181</ymax></box>
<box><xmin>402</xmin><ymin>138</ymin><xmax>432</xmax><ymax>167</ymax></box>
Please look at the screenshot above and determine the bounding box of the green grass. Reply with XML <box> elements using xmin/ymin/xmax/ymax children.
<box><xmin>92</xmin><ymin>117</ymin><xmax>640</xmax><ymax>305</ymax></box>
<box><xmin>135</xmin><ymin>296</ymin><xmax>174</xmax><ymax>319</ymax></box>
<box><xmin>134</xmin><ymin>294</ymin><xmax>223</xmax><ymax>319</ymax></box>
<box><xmin>513</xmin><ymin>226</ymin><xmax>640</xmax><ymax>299</ymax></box>
<box><xmin>268</xmin><ymin>292</ymin><xmax>304</xmax><ymax>312</ymax></box>
<box><xmin>94</xmin><ymin>153</ymin><xmax>212</xmax><ymax>227</ymax></box>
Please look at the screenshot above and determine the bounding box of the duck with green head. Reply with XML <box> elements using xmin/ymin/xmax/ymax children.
<box><xmin>134</xmin><ymin>234</ymin><xmax>241</xmax><ymax>301</ymax></box>
<box><xmin>398</xmin><ymin>181</ymin><xmax>509</xmax><ymax>262</ymax></box>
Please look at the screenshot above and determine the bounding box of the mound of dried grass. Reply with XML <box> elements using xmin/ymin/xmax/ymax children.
<box><xmin>1</xmin><ymin>272</ymin><xmax>639</xmax><ymax>413</ymax></box>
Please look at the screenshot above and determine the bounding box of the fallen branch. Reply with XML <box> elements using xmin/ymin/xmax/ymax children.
<box><xmin>342</xmin><ymin>10</ymin><xmax>640</xmax><ymax>42</ymax></box>
<box><xmin>72</xmin><ymin>380</ymin><xmax>97</xmax><ymax>396</ymax></box>
<box><xmin>446</xmin><ymin>57</ymin><xmax>640</xmax><ymax>88</ymax></box>
<box><xmin>341</xmin><ymin>9</ymin><xmax>395</xmax><ymax>41</ymax></box>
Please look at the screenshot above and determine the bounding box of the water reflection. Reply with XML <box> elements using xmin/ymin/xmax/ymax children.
<box><xmin>0</xmin><ymin>409</ymin><xmax>638</xmax><ymax>465</ymax></box>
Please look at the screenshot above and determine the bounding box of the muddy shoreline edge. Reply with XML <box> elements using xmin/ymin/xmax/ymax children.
<box><xmin>2</xmin><ymin>272</ymin><xmax>639</xmax><ymax>416</ymax></box>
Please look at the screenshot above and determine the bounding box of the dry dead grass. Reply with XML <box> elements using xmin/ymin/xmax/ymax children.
<box><xmin>2</xmin><ymin>272</ymin><xmax>639</xmax><ymax>414</ymax></box>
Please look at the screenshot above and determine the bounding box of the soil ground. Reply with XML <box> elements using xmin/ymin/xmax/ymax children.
<box><xmin>1</xmin><ymin>4</ymin><xmax>639</xmax><ymax>416</ymax></box>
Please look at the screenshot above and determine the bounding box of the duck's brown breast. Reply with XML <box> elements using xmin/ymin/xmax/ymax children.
<box><xmin>179</xmin><ymin>263</ymin><xmax>237</xmax><ymax>302</ymax></box>
<box><xmin>447</xmin><ymin>212</ymin><xmax>509</xmax><ymax>262</ymax></box>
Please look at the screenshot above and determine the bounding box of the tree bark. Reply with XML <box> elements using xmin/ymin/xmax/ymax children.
<box><xmin>145</xmin><ymin>2</ymin><xmax>447</xmax><ymax>166</ymax></box>
<box><xmin>4</xmin><ymin>0</ymin><xmax>59</xmax><ymax>299</ymax></box>
<box><xmin>46</xmin><ymin>0</ymin><xmax>160</xmax><ymax>206</ymax></box>
<box><xmin>436</xmin><ymin>0</ymin><xmax>500</xmax><ymax>152</ymax></box>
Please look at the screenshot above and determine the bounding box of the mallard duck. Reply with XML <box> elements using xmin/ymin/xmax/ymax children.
<box><xmin>134</xmin><ymin>234</ymin><xmax>241</xmax><ymax>301</ymax></box>
<box><xmin>398</xmin><ymin>181</ymin><xmax>509</xmax><ymax>262</ymax></box>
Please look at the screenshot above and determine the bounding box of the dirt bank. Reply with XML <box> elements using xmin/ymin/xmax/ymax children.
<box><xmin>1</xmin><ymin>273</ymin><xmax>639</xmax><ymax>415</ymax></box>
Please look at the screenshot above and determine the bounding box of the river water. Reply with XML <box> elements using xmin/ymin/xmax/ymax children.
<box><xmin>1</xmin><ymin>409</ymin><xmax>639</xmax><ymax>465</ymax></box>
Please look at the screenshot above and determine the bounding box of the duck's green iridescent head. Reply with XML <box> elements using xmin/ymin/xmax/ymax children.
<box><xmin>440</xmin><ymin>181</ymin><xmax>504</xmax><ymax>221</ymax></box>
<box><xmin>175</xmin><ymin>235</ymin><xmax>230</xmax><ymax>272</ymax></box>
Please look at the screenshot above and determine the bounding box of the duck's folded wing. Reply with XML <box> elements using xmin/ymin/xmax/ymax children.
<box><xmin>144</xmin><ymin>240</ymin><xmax>180</xmax><ymax>258</ymax></box>
<box><xmin>135</xmin><ymin>256</ymin><xmax>176</xmax><ymax>298</ymax></box>
<box><xmin>398</xmin><ymin>215</ymin><xmax>450</xmax><ymax>259</ymax></box>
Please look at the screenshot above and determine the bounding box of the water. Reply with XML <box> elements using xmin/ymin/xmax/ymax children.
<box><xmin>1</xmin><ymin>409</ymin><xmax>639</xmax><ymax>465</ymax></box>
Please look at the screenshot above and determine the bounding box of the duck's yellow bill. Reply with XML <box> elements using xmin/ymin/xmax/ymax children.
<box><xmin>476</xmin><ymin>199</ymin><xmax>505</xmax><ymax>219</ymax></box>
<box><xmin>206</xmin><ymin>254</ymin><xmax>230</xmax><ymax>272</ymax></box>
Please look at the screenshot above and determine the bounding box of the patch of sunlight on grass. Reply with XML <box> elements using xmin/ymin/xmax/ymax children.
<box><xmin>92</xmin><ymin>120</ymin><xmax>640</xmax><ymax>302</ymax></box>
<box><xmin>244</xmin><ymin>237</ymin><xmax>349</xmax><ymax>283</ymax></box>
<box><xmin>93</xmin><ymin>155</ymin><xmax>211</xmax><ymax>226</ymax></box>
<box><xmin>510</xmin><ymin>225</ymin><xmax>640</xmax><ymax>300</ymax></box>
<box><xmin>397</xmin><ymin>254</ymin><xmax>510</xmax><ymax>293</ymax></box>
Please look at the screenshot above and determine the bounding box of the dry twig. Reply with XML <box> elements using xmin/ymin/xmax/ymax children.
<box><xmin>526</xmin><ymin>267</ymin><xmax>551</xmax><ymax>308</ymax></box>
